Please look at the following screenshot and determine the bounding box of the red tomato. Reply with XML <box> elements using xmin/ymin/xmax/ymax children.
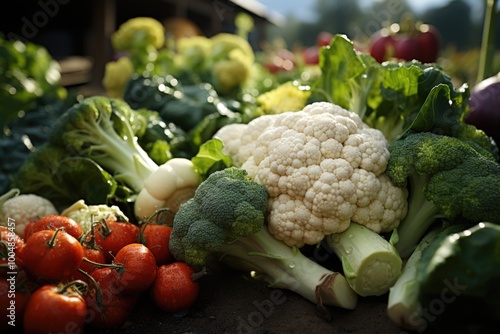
<box><xmin>416</xmin><ymin>24</ymin><xmax>441</xmax><ymax>63</ymax></box>
<box><xmin>22</xmin><ymin>229</ymin><xmax>84</xmax><ymax>282</ymax></box>
<box><xmin>25</xmin><ymin>215</ymin><xmax>84</xmax><ymax>241</ymax></box>
<box><xmin>23</xmin><ymin>281</ymin><xmax>87</xmax><ymax>334</ymax></box>
<box><xmin>302</xmin><ymin>46</ymin><xmax>320</xmax><ymax>65</ymax></box>
<box><xmin>150</xmin><ymin>262</ymin><xmax>200</xmax><ymax>313</ymax></box>
<box><xmin>85</xmin><ymin>267</ymin><xmax>140</xmax><ymax>329</ymax></box>
<box><xmin>367</xmin><ymin>29</ymin><xmax>395</xmax><ymax>63</ymax></box>
<box><xmin>368</xmin><ymin>23</ymin><xmax>440</xmax><ymax>63</ymax></box>
<box><xmin>139</xmin><ymin>223</ymin><xmax>174</xmax><ymax>266</ymax></box>
<box><xmin>71</xmin><ymin>245</ymin><xmax>107</xmax><ymax>284</ymax></box>
<box><xmin>0</xmin><ymin>226</ymin><xmax>25</xmax><ymax>276</ymax></box>
<box><xmin>93</xmin><ymin>219</ymin><xmax>140</xmax><ymax>262</ymax></box>
<box><xmin>112</xmin><ymin>243</ymin><xmax>157</xmax><ymax>294</ymax></box>
<box><xmin>263</xmin><ymin>49</ymin><xmax>296</xmax><ymax>73</ymax></box>
<box><xmin>316</xmin><ymin>31</ymin><xmax>334</xmax><ymax>47</ymax></box>
<box><xmin>0</xmin><ymin>276</ymin><xmax>31</xmax><ymax>331</ymax></box>
<box><xmin>22</xmin><ymin>221</ymin><xmax>35</xmax><ymax>241</ymax></box>
<box><xmin>393</xmin><ymin>35</ymin><xmax>419</xmax><ymax>61</ymax></box>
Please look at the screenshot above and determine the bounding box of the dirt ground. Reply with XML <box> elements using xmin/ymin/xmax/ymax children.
<box><xmin>89</xmin><ymin>252</ymin><xmax>415</xmax><ymax>334</ymax></box>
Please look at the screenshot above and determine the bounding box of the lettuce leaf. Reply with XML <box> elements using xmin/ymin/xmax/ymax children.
<box><xmin>313</xmin><ymin>34</ymin><xmax>471</xmax><ymax>143</ymax></box>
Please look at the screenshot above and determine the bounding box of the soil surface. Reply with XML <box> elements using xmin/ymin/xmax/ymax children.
<box><xmin>88</xmin><ymin>253</ymin><xmax>421</xmax><ymax>334</ymax></box>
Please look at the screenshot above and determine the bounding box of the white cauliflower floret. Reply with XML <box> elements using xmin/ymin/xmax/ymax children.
<box><xmin>0</xmin><ymin>188</ymin><xmax>59</xmax><ymax>238</ymax></box>
<box><xmin>214</xmin><ymin>101</ymin><xmax>408</xmax><ymax>247</ymax></box>
<box><xmin>61</xmin><ymin>199</ymin><xmax>129</xmax><ymax>233</ymax></box>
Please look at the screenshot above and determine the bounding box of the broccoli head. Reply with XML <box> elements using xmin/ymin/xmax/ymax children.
<box><xmin>169</xmin><ymin>167</ymin><xmax>268</xmax><ymax>264</ymax></box>
<box><xmin>169</xmin><ymin>166</ymin><xmax>359</xmax><ymax>313</ymax></box>
<box><xmin>48</xmin><ymin>96</ymin><xmax>159</xmax><ymax>193</ymax></box>
<box><xmin>386</xmin><ymin>131</ymin><xmax>500</xmax><ymax>257</ymax></box>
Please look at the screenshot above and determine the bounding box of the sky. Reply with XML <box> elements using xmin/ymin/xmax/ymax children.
<box><xmin>258</xmin><ymin>0</ymin><xmax>484</xmax><ymax>23</ymax></box>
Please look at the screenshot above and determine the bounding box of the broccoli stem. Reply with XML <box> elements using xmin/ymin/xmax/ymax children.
<box><xmin>80</xmin><ymin>110</ymin><xmax>159</xmax><ymax>192</ymax></box>
<box><xmin>394</xmin><ymin>173</ymin><xmax>443</xmax><ymax>258</ymax></box>
<box><xmin>217</xmin><ymin>226</ymin><xmax>358</xmax><ymax>317</ymax></box>
<box><xmin>325</xmin><ymin>222</ymin><xmax>402</xmax><ymax>297</ymax></box>
<box><xmin>386</xmin><ymin>228</ymin><xmax>439</xmax><ymax>331</ymax></box>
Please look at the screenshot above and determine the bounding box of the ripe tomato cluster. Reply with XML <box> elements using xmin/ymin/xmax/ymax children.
<box><xmin>1</xmin><ymin>214</ymin><xmax>201</xmax><ymax>333</ymax></box>
<box><xmin>367</xmin><ymin>21</ymin><xmax>441</xmax><ymax>64</ymax></box>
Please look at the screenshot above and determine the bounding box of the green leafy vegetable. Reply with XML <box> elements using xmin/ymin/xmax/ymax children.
<box><xmin>313</xmin><ymin>34</ymin><xmax>475</xmax><ymax>143</ymax></box>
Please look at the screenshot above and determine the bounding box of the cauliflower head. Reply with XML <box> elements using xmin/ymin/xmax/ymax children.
<box><xmin>257</xmin><ymin>81</ymin><xmax>311</xmax><ymax>115</ymax></box>
<box><xmin>214</xmin><ymin>102</ymin><xmax>408</xmax><ymax>247</ymax></box>
<box><xmin>61</xmin><ymin>200</ymin><xmax>129</xmax><ymax>233</ymax></box>
<box><xmin>175</xmin><ymin>35</ymin><xmax>212</xmax><ymax>72</ymax></box>
<box><xmin>102</xmin><ymin>56</ymin><xmax>134</xmax><ymax>98</ymax></box>
<box><xmin>112</xmin><ymin>17</ymin><xmax>165</xmax><ymax>51</ymax></box>
<box><xmin>209</xmin><ymin>33</ymin><xmax>254</xmax><ymax>93</ymax></box>
<box><xmin>0</xmin><ymin>189</ymin><xmax>59</xmax><ymax>238</ymax></box>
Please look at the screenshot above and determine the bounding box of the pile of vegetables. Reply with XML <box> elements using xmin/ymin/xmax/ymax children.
<box><xmin>1</xmin><ymin>10</ymin><xmax>500</xmax><ymax>333</ymax></box>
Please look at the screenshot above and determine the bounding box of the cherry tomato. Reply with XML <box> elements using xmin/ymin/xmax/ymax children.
<box><xmin>93</xmin><ymin>219</ymin><xmax>140</xmax><ymax>262</ymax></box>
<box><xmin>0</xmin><ymin>226</ymin><xmax>25</xmax><ymax>276</ymax></box>
<box><xmin>85</xmin><ymin>267</ymin><xmax>140</xmax><ymax>329</ymax></box>
<box><xmin>23</xmin><ymin>281</ymin><xmax>87</xmax><ymax>334</ymax></box>
<box><xmin>139</xmin><ymin>222</ymin><xmax>174</xmax><ymax>266</ymax></box>
<box><xmin>71</xmin><ymin>245</ymin><xmax>107</xmax><ymax>284</ymax></box>
<box><xmin>112</xmin><ymin>243</ymin><xmax>157</xmax><ymax>294</ymax></box>
<box><xmin>22</xmin><ymin>229</ymin><xmax>84</xmax><ymax>283</ymax></box>
<box><xmin>22</xmin><ymin>221</ymin><xmax>35</xmax><ymax>241</ymax></box>
<box><xmin>0</xmin><ymin>275</ymin><xmax>31</xmax><ymax>331</ymax></box>
<box><xmin>25</xmin><ymin>214</ymin><xmax>84</xmax><ymax>241</ymax></box>
<box><xmin>150</xmin><ymin>262</ymin><xmax>200</xmax><ymax>313</ymax></box>
<box><xmin>72</xmin><ymin>226</ymin><xmax>107</xmax><ymax>283</ymax></box>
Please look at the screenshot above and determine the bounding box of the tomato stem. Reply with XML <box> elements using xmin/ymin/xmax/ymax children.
<box><xmin>57</xmin><ymin>279</ymin><xmax>89</xmax><ymax>296</ymax></box>
<box><xmin>78</xmin><ymin>268</ymin><xmax>104</xmax><ymax>307</ymax></box>
<box><xmin>81</xmin><ymin>222</ymin><xmax>101</xmax><ymax>250</ymax></box>
<box><xmin>82</xmin><ymin>257</ymin><xmax>124</xmax><ymax>271</ymax></box>
<box><xmin>46</xmin><ymin>228</ymin><xmax>62</xmax><ymax>248</ymax></box>
<box><xmin>96</xmin><ymin>218</ymin><xmax>112</xmax><ymax>238</ymax></box>
<box><xmin>148</xmin><ymin>207</ymin><xmax>175</xmax><ymax>226</ymax></box>
<box><xmin>191</xmin><ymin>266</ymin><xmax>208</xmax><ymax>282</ymax></box>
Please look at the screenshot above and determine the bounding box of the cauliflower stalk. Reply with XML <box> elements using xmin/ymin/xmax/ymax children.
<box><xmin>0</xmin><ymin>188</ymin><xmax>58</xmax><ymax>237</ymax></box>
<box><xmin>215</xmin><ymin>101</ymin><xmax>408</xmax><ymax>296</ymax></box>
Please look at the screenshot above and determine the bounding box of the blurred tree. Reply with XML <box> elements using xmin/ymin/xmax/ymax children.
<box><xmin>421</xmin><ymin>0</ymin><xmax>482</xmax><ymax>50</ymax></box>
<box><xmin>264</xmin><ymin>0</ymin><xmax>494</xmax><ymax>52</ymax></box>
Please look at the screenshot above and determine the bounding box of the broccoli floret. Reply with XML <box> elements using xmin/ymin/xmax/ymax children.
<box><xmin>386</xmin><ymin>132</ymin><xmax>500</xmax><ymax>258</ymax></box>
<box><xmin>49</xmin><ymin>96</ymin><xmax>159</xmax><ymax>192</ymax></box>
<box><xmin>169</xmin><ymin>167</ymin><xmax>358</xmax><ymax>316</ymax></box>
